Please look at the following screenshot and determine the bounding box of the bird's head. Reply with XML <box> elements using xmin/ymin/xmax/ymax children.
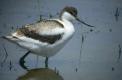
<box><xmin>60</xmin><ymin>6</ymin><xmax>77</xmax><ymax>21</ymax></box>
<box><xmin>60</xmin><ymin>6</ymin><xmax>95</xmax><ymax>27</ymax></box>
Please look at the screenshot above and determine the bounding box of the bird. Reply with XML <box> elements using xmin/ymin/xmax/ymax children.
<box><xmin>2</xmin><ymin>6</ymin><xmax>94</xmax><ymax>69</ymax></box>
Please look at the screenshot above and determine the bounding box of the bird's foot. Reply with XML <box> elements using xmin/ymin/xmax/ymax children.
<box><xmin>19</xmin><ymin>58</ymin><xmax>29</xmax><ymax>70</ymax></box>
<box><xmin>19</xmin><ymin>51</ymin><xmax>30</xmax><ymax>70</ymax></box>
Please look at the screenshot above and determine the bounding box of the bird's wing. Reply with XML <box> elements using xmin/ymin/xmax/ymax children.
<box><xmin>12</xmin><ymin>20</ymin><xmax>65</xmax><ymax>44</ymax></box>
<box><xmin>25</xmin><ymin>19</ymin><xmax>65</xmax><ymax>35</ymax></box>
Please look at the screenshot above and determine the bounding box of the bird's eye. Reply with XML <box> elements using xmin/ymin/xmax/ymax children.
<box><xmin>69</xmin><ymin>10</ymin><xmax>77</xmax><ymax>17</ymax></box>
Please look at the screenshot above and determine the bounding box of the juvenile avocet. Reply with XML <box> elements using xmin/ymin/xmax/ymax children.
<box><xmin>2</xmin><ymin>6</ymin><xmax>94</xmax><ymax>68</ymax></box>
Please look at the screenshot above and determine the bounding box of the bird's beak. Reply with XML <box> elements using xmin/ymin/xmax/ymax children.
<box><xmin>76</xmin><ymin>17</ymin><xmax>95</xmax><ymax>27</ymax></box>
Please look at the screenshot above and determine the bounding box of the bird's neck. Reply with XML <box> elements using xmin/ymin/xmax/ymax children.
<box><xmin>61</xmin><ymin>18</ymin><xmax>75</xmax><ymax>34</ymax></box>
<box><xmin>60</xmin><ymin>12</ymin><xmax>75</xmax><ymax>22</ymax></box>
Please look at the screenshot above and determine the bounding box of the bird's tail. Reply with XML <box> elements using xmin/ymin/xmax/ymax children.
<box><xmin>1</xmin><ymin>36</ymin><xmax>19</xmax><ymax>43</ymax></box>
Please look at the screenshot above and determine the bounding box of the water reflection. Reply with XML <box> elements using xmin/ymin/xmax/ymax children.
<box><xmin>17</xmin><ymin>68</ymin><xmax>63</xmax><ymax>80</ymax></box>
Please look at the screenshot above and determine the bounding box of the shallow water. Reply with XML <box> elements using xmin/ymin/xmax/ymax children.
<box><xmin>0</xmin><ymin>0</ymin><xmax>122</xmax><ymax>80</ymax></box>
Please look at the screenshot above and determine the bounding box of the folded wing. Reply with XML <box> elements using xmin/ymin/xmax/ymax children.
<box><xmin>13</xmin><ymin>20</ymin><xmax>65</xmax><ymax>44</ymax></box>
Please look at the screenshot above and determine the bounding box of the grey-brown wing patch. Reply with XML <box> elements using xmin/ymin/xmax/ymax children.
<box><xmin>25</xmin><ymin>20</ymin><xmax>64</xmax><ymax>31</ymax></box>
<box><xmin>15</xmin><ymin>19</ymin><xmax>64</xmax><ymax>44</ymax></box>
<box><xmin>16</xmin><ymin>27</ymin><xmax>63</xmax><ymax>44</ymax></box>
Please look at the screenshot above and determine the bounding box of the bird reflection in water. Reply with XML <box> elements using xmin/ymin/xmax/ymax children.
<box><xmin>17</xmin><ymin>68</ymin><xmax>63</xmax><ymax>80</ymax></box>
<box><xmin>18</xmin><ymin>53</ymin><xmax>63</xmax><ymax>80</ymax></box>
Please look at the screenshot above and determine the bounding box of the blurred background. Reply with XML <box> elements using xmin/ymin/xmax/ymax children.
<box><xmin>0</xmin><ymin>0</ymin><xmax>122</xmax><ymax>80</ymax></box>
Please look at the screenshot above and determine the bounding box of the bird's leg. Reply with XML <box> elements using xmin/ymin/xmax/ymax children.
<box><xmin>45</xmin><ymin>57</ymin><xmax>48</xmax><ymax>68</ymax></box>
<box><xmin>19</xmin><ymin>51</ymin><xmax>30</xmax><ymax>70</ymax></box>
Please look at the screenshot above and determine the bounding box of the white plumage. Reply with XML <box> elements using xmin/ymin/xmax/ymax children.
<box><xmin>4</xmin><ymin>8</ymin><xmax>76</xmax><ymax>57</ymax></box>
<box><xmin>3</xmin><ymin>6</ymin><xmax>94</xmax><ymax>68</ymax></box>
